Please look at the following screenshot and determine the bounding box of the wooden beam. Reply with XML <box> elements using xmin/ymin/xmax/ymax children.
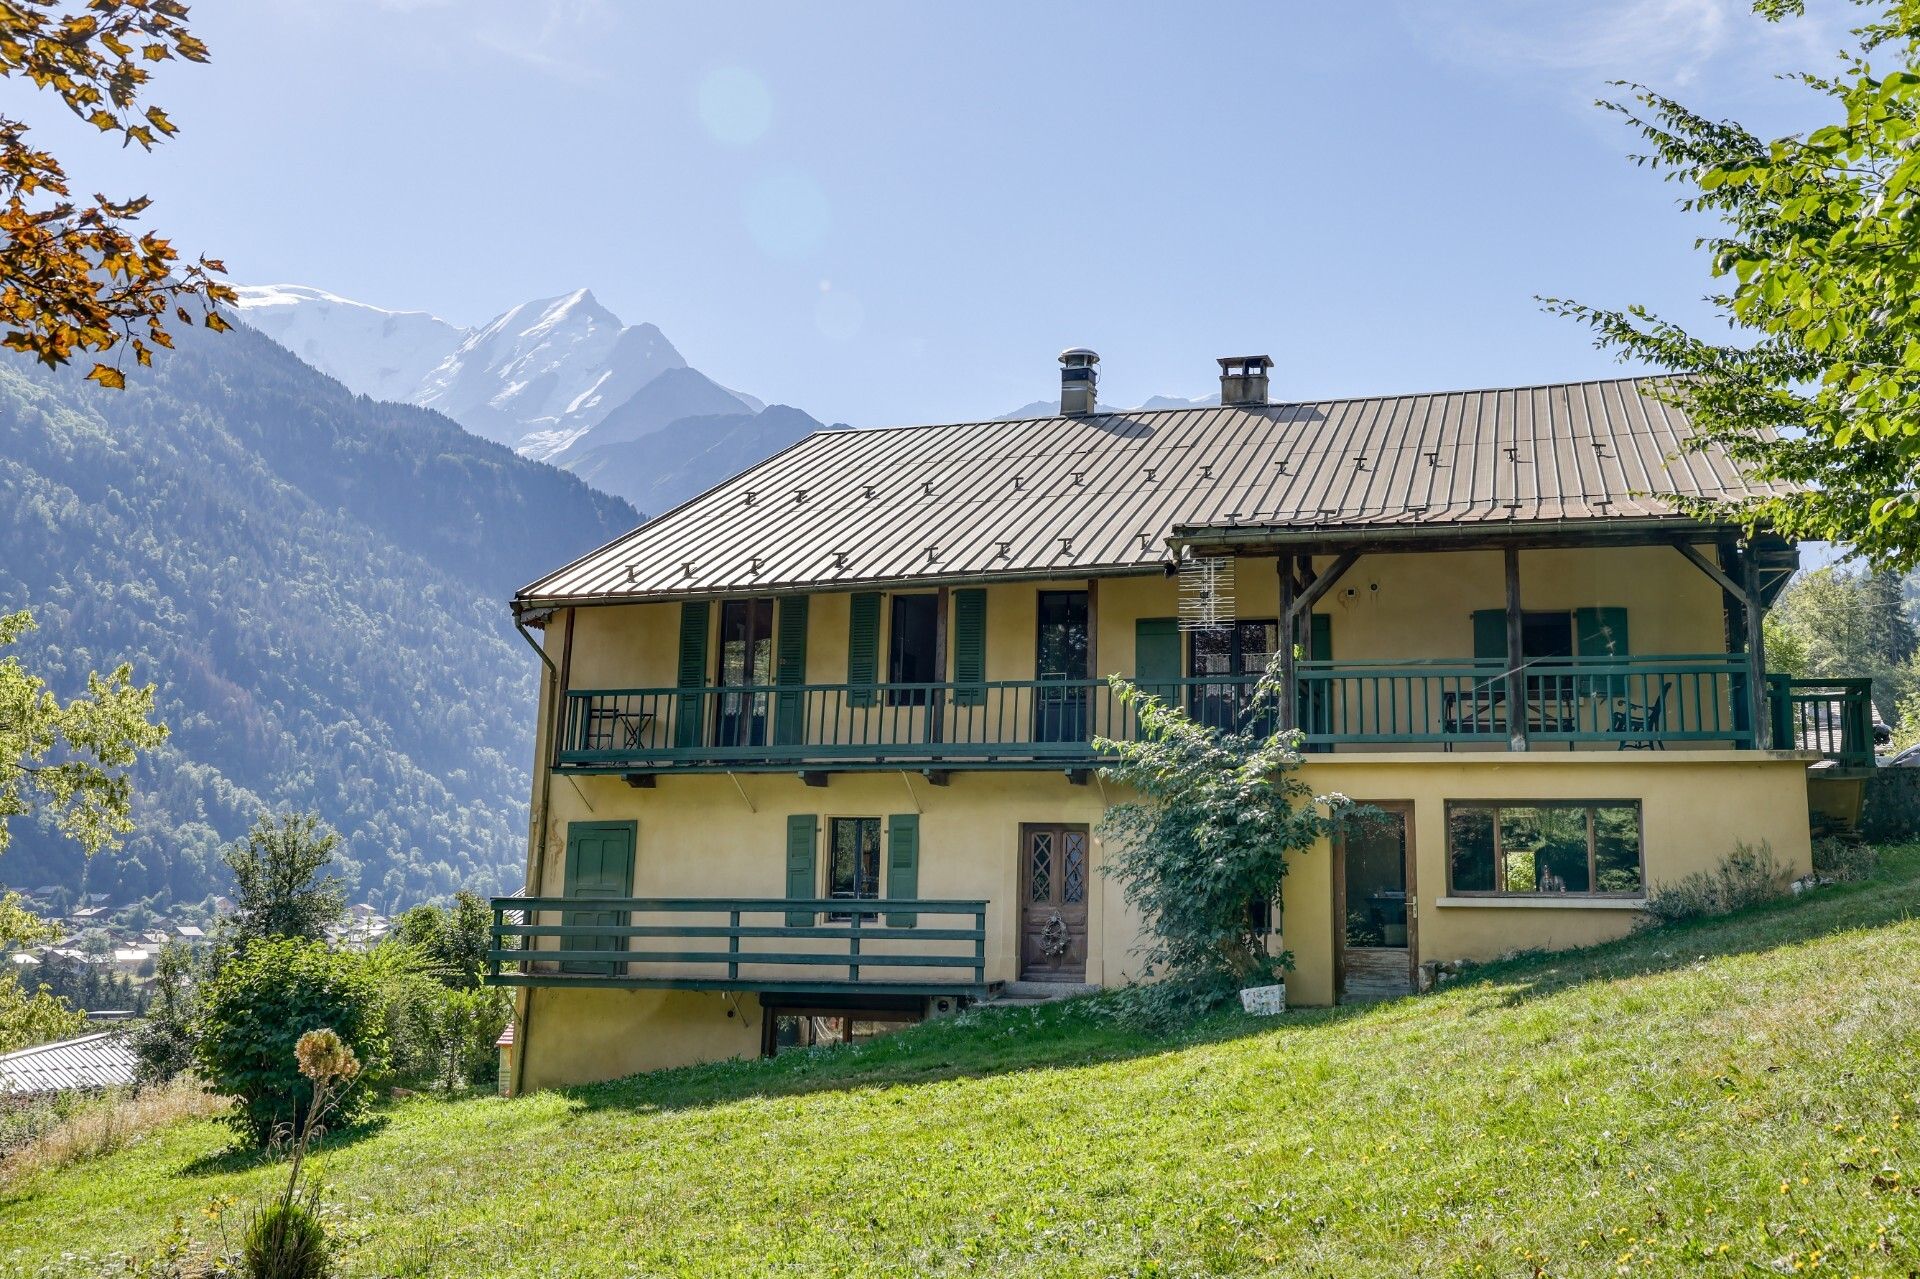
<box><xmin>1505</xmin><ymin>545</ymin><xmax>1528</xmax><ymax>752</ymax></box>
<box><xmin>1277</xmin><ymin>557</ymin><xmax>1297</xmax><ymax>732</ymax></box>
<box><xmin>1287</xmin><ymin>550</ymin><xmax>1360</xmax><ymax>625</ymax></box>
<box><xmin>1671</xmin><ymin>541</ymin><xmax>1750</xmax><ymax>604</ymax></box>
<box><xmin>800</xmin><ymin>771</ymin><xmax>829</xmax><ymax>788</ymax></box>
<box><xmin>1065</xmin><ymin>768</ymin><xmax>1090</xmax><ymax>786</ymax></box>
<box><xmin>1741</xmin><ymin>542</ymin><xmax>1771</xmax><ymax>748</ymax></box>
<box><xmin>922</xmin><ymin>769</ymin><xmax>951</xmax><ymax>787</ymax></box>
<box><xmin>622</xmin><ymin>773</ymin><xmax>655</xmax><ymax>789</ymax></box>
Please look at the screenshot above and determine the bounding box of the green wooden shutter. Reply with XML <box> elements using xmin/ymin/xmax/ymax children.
<box><xmin>773</xmin><ymin>596</ymin><xmax>810</xmax><ymax>745</ymax></box>
<box><xmin>1135</xmin><ymin>617</ymin><xmax>1180</xmax><ymax>703</ymax></box>
<box><xmin>1471</xmin><ymin>609</ymin><xmax>1508</xmax><ymax>662</ymax></box>
<box><xmin>784</xmin><ymin>814</ymin><xmax>818</xmax><ymax>927</ymax></box>
<box><xmin>885</xmin><ymin>813</ymin><xmax>920</xmax><ymax>928</ymax></box>
<box><xmin>847</xmin><ymin>591</ymin><xmax>881</xmax><ymax>708</ymax></box>
<box><xmin>1574</xmin><ymin>607</ymin><xmax>1629</xmax><ymax>658</ymax></box>
<box><xmin>674</xmin><ymin>601</ymin><xmax>710</xmax><ymax>748</ymax></box>
<box><xmin>951</xmin><ymin>588</ymin><xmax>987</xmax><ymax>706</ymax></box>
<box><xmin>1308</xmin><ymin>613</ymin><xmax>1332</xmax><ymax>661</ymax></box>
<box><xmin>562</xmin><ymin>822</ymin><xmax>634</xmax><ymax>975</ymax></box>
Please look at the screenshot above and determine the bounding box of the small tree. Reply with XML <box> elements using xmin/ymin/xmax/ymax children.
<box><xmin>1095</xmin><ymin>664</ymin><xmax>1346</xmax><ymax>1016</ymax></box>
<box><xmin>392</xmin><ymin>890</ymin><xmax>490</xmax><ymax>988</ymax></box>
<box><xmin>131</xmin><ymin>940</ymin><xmax>204</xmax><ymax>1084</ymax></box>
<box><xmin>224</xmin><ymin>813</ymin><xmax>347</xmax><ymax>945</ymax></box>
<box><xmin>194</xmin><ymin>937</ymin><xmax>388</xmax><ymax>1146</ymax></box>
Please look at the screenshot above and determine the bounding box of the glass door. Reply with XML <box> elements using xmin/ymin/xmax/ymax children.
<box><xmin>716</xmin><ymin>598</ymin><xmax>774</xmax><ymax>748</ymax></box>
<box><xmin>1033</xmin><ymin>590</ymin><xmax>1089</xmax><ymax>742</ymax></box>
<box><xmin>1189</xmin><ymin>620</ymin><xmax>1277</xmax><ymax>732</ymax></box>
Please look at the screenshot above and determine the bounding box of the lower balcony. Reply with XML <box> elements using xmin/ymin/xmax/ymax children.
<box><xmin>553</xmin><ymin>660</ymin><xmax>1873</xmax><ymax>772</ymax></box>
<box><xmin>486</xmin><ymin>896</ymin><xmax>989</xmax><ymax>997</ymax></box>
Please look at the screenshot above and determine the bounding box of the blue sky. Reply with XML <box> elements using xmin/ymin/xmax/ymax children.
<box><xmin>26</xmin><ymin>0</ymin><xmax>1858</xmax><ymax>426</ymax></box>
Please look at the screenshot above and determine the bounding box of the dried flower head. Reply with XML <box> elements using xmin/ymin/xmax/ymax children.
<box><xmin>294</xmin><ymin>1028</ymin><xmax>361</xmax><ymax>1083</ymax></box>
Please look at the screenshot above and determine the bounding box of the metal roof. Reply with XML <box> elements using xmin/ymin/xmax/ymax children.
<box><xmin>517</xmin><ymin>376</ymin><xmax>1792</xmax><ymax>607</ymax></box>
<box><xmin>0</xmin><ymin>1031</ymin><xmax>137</xmax><ymax>1095</ymax></box>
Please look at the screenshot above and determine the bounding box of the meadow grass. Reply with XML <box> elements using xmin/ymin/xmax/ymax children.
<box><xmin>4</xmin><ymin>848</ymin><xmax>1918</xmax><ymax>1277</ymax></box>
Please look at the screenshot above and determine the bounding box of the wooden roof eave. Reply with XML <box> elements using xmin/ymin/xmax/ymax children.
<box><xmin>1167</xmin><ymin>514</ymin><xmax>1789</xmax><ymax>558</ymax></box>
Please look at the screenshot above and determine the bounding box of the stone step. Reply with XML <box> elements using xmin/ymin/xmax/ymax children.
<box><xmin>988</xmin><ymin>979</ymin><xmax>1100</xmax><ymax>1003</ymax></box>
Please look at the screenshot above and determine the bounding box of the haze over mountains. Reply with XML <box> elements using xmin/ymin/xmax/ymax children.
<box><xmin>234</xmin><ymin>285</ymin><xmax>819</xmax><ymax>516</ymax></box>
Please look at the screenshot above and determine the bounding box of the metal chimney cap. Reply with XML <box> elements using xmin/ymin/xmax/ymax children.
<box><xmin>1059</xmin><ymin>347</ymin><xmax>1100</xmax><ymax>365</ymax></box>
<box><xmin>1217</xmin><ymin>354</ymin><xmax>1273</xmax><ymax>371</ymax></box>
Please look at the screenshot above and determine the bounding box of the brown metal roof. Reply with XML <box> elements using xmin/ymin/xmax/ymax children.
<box><xmin>518</xmin><ymin>376</ymin><xmax>1790</xmax><ymax>607</ymax></box>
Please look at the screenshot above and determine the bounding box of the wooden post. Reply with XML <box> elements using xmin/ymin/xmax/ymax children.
<box><xmin>1741</xmin><ymin>541</ymin><xmax>1771</xmax><ymax>749</ymax></box>
<box><xmin>1504</xmin><ymin>545</ymin><xmax>1528</xmax><ymax>752</ymax></box>
<box><xmin>1277</xmin><ymin>557</ymin><xmax>1297</xmax><ymax>732</ymax></box>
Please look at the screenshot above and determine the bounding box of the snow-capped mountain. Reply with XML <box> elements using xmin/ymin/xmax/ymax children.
<box><xmin>230</xmin><ymin>284</ymin><xmax>761</xmax><ymax>461</ymax></box>
<box><xmin>232</xmin><ymin>284</ymin><xmax>468</xmax><ymax>406</ymax></box>
<box><xmin>230</xmin><ymin>282</ymin><xmax>809</xmax><ymax>517</ymax></box>
<box><xmin>415</xmin><ymin>288</ymin><xmax>695</xmax><ymax>456</ymax></box>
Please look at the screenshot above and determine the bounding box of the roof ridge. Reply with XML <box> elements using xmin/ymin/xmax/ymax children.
<box><xmin>821</xmin><ymin>373</ymin><xmax>1677</xmax><ymax>435</ymax></box>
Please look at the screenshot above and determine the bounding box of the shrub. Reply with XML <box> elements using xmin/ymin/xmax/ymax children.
<box><xmin>194</xmin><ymin>939</ymin><xmax>388</xmax><ymax>1146</ymax></box>
<box><xmin>243</xmin><ymin>1200</ymin><xmax>329</xmax><ymax>1279</ymax></box>
<box><xmin>1642</xmin><ymin>840</ymin><xmax>1792</xmax><ymax>926</ymax></box>
<box><xmin>1811</xmin><ymin>834</ymin><xmax>1879</xmax><ymax>883</ymax></box>
<box><xmin>1095</xmin><ymin>665</ymin><xmax>1343</xmax><ymax>1018</ymax></box>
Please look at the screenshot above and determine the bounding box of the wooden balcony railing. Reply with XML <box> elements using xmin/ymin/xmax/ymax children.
<box><xmin>553</xmin><ymin>656</ymin><xmax>1838</xmax><ymax>771</ymax></box>
<box><xmin>486</xmin><ymin>896</ymin><xmax>989</xmax><ymax>996</ymax></box>
<box><xmin>1768</xmin><ymin>675</ymin><xmax>1876</xmax><ymax>768</ymax></box>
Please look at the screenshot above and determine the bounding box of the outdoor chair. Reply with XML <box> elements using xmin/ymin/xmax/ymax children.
<box><xmin>1611</xmin><ymin>680</ymin><xmax>1673</xmax><ymax>750</ymax></box>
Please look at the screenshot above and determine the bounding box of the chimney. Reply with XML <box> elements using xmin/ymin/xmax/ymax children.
<box><xmin>1218</xmin><ymin>354</ymin><xmax>1273</xmax><ymax>407</ymax></box>
<box><xmin>1059</xmin><ymin>348</ymin><xmax>1100</xmax><ymax>416</ymax></box>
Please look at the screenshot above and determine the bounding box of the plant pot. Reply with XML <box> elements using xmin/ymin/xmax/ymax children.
<box><xmin>1239</xmin><ymin>982</ymin><xmax>1286</xmax><ymax>1016</ymax></box>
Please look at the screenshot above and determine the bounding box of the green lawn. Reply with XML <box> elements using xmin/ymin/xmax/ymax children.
<box><xmin>6</xmin><ymin>851</ymin><xmax>1920</xmax><ymax>1278</ymax></box>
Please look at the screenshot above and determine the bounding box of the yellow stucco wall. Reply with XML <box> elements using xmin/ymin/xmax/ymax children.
<box><xmin>519</xmin><ymin>987</ymin><xmax>764</xmax><ymax>1091</ymax></box>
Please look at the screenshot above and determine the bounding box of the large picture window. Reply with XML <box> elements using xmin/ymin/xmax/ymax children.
<box><xmin>1446</xmin><ymin>801</ymin><xmax>1643</xmax><ymax>897</ymax></box>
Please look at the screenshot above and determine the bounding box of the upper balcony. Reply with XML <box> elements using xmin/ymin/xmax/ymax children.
<box><xmin>553</xmin><ymin>659</ymin><xmax>1873</xmax><ymax>775</ymax></box>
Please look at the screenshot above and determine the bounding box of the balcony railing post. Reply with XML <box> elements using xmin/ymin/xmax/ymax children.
<box><xmin>489</xmin><ymin>904</ymin><xmax>503</xmax><ymax>983</ymax></box>
<box><xmin>727</xmin><ymin>908</ymin><xmax>740</xmax><ymax>982</ymax></box>
<box><xmin>848</xmin><ymin>908</ymin><xmax>861</xmax><ymax>983</ymax></box>
<box><xmin>973</xmin><ymin>907</ymin><xmax>986</xmax><ymax>987</ymax></box>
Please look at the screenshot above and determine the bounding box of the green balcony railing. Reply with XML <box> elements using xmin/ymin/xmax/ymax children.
<box><xmin>1768</xmin><ymin>675</ymin><xmax>1876</xmax><ymax>768</ymax></box>
<box><xmin>1297</xmin><ymin>654</ymin><xmax>1755</xmax><ymax>748</ymax></box>
<box><xmin>554</xmin><ymin>655</ymin><xmax>1821</xmax><ymax>770</ymax></box>
<box><xmin>486</xmin><ymin>896</ymin><xmax>989</xmax><ymax>996</ymax></box>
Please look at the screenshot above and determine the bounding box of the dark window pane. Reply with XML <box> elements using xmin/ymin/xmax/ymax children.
<box><xmin>1594</xmin><ymin>805</ymin><xmax>1643</xmax><ymax>893</ymax></box>
<box><xmin>887</xmin><ymin>594</ymin><xmax>940</xmax><ymax>700</ymax></box>
<box><xmin>1448</xmin><ymin>806</ymin><xmax>1496</xmax><ymax>892</ymax></box>
<box><xmin>828</xmin><ymin>817</ymin><xmax>881</xmax><ymax>913</ymax></box>
<box><xmin>1522</xmin><ymin>612</ymin><xmax>1574</xmax><ymax>660</ymax></box>
<box><xmin>1237</xmin><ymin>620</ymin><xmax>1278</xmax><ymax>676</ymax></box>
<box><xmin>1036</xmin><ymin>590</ymin><xmax>1089</xmax><ymax>679</ymax></box>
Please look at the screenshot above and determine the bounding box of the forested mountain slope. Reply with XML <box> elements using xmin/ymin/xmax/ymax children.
<box><xmin>0</xmin><ymin>324</ymin><xmax>637</xmax><ymax>909</ymax></box>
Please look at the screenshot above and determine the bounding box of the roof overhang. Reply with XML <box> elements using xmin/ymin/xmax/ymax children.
<box><xmin>1169</xmin><ymin>514</ymin><xmax>1791</xmax><ymax>557</ymax></box>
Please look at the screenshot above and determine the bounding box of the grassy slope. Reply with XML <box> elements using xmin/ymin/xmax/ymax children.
<box><xmin>6</xmin><ymin>853</ymin><xmax>1920</xmax><ymax>1278</ymax></box>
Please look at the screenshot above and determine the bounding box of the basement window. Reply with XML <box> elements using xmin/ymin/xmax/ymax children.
<box><xmin>1446</xmin><ymin>801</ymin><xmax>1644</xmax><ymax>897</ymax></box>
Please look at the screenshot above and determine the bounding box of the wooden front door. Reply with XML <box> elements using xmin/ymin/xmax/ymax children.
<box><xmin>1335</xmin><ymin>803</ymin><xmax>1416</xmax><ymax>1001</ymax></box>
<box><xmin>1019</xmin><ymin>823</ymin><xmax>1089</xmax><ymax>981</ymax></box>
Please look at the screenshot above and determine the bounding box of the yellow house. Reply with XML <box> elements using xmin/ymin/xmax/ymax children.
<box><xmin>493</xmin><ymin>353</ymin><xmax>1865</xmax><ymax>1093</ymax></box>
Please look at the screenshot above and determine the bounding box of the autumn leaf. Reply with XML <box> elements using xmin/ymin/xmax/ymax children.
<box><xmin>86</xmin><ymin>363</ymin><xmax>126</xmax><ymax>389</ymax></box>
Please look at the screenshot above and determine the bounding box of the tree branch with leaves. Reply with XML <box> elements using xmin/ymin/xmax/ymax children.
<box><xmin>1547</xmin><ymin>0</ymin><xmax>1920</xmax><ymax>565</ymax></box>
<box><xmin>0</xmin><ymin>0</ymin><xmax>233</xmax><ymax>388</ymax></box>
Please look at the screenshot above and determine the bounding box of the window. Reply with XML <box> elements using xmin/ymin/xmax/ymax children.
<box><xmin>1446</xmin><ymin>801</ymin><xmax>1643</xmax><ymax>896</ymax></box>
<box><xmin>827</xmin><ymin>817</ymin><xmax>882</xmax><ymax>918</ymax></box>
<box><xmin>1189</xmin><ymin>619</ymin><xmax>1278</xmax><ymax>730</ymax></box>
<box><xmin>1520</xmin><ymin>612</ymin><xmax>1573</xmax><ymax>660</ymax></box>
<box><xmin>887</xmin><ymin>594</ymin><xmax>940</xmax><ymax>705</ymax></box>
